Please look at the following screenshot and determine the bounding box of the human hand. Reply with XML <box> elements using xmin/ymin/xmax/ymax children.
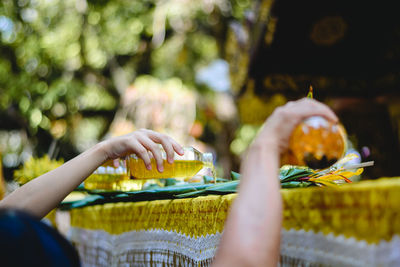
<box><xmin>100</xmin><ymin>129</ymin><xmax>184</xmax><ymax>172</ymax></box>
<box><xmin>253</xmin><ymin>98</ymin><xmax>338</xmax><ymax>155</ymax></box>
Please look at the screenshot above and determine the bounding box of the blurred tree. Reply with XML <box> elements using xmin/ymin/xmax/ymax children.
<box><xmin>0</xmin><ymin>0</ymin><xmax>253</xmax><ymax>178</ymax></box>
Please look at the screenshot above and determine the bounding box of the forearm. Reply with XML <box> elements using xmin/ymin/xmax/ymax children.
<box><xmin>213</xmin><ymin>143</ymin><xmax>282</xmax><ymax>266</ymax></box>
<box><xmin>213</xmin><ymin>99</ymin><xmax>336</xmax><ymax>266</ymax></box>
<box><xmin>0</xmin><ymin>142</ymin><xmax>108</xmax><ymax>218</ymax></box>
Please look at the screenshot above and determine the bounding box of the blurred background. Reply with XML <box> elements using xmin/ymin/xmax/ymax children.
<box><xmin>0</xmin><ymin>0</ymin><xmax>399</xmax><ymax>185</ymax></box>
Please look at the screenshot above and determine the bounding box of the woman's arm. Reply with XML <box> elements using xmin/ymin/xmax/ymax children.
<box><xmin>0</xmin><ymin>129</ymin><xmax>183</xmax><ymax>218</ymax></box>
<box><xmin>213</xmin><ymin>98</ymin><xmax>338</xmax><ymax>266</ymax></box>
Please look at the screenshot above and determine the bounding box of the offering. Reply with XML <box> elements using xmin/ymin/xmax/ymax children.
<box><xmin>84</xmin><ymin>147</ymin><xmax>214</xmax><ymax>192</ymax></box>
<box><xmin>128</xmin><ymin>147</ymin><xmax>214</xmax><ymax>180</ymax></box>
<box><xmin>83</xmin><ymin>160</ymin><xmax>160</xmax><ymax>191</ymax></box>
<box><xmin>282</xmin><ymin>116</ymin><xmax>347</xmax><ymax>169</ymax></box>
<box><xmin>281</xmin><ymin>86</ymin><xmax>347</xmax><ymax>169</ymax></box>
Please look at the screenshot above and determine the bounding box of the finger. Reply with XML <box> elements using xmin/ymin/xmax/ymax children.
<box><xmin>147</xmin><ymin>131</ymin><xmax>184</xmax><ymax>155</ymax></box>
<box><xmin>285</xmin><ymin>101</ymin><xmax>296</xmax><ymax>107</ymax></box>
<box><xmin>138</xmin><ymin>135</ymin><xmax>164</xmax><ymax>172</ymax></box>
<box><xmin>146</xmin><ymin>133</ymin><xmax>175</xmax><ymax>164</ymax></box>
<box><xmin>113</xmin><ymin>159</ymin><xmax>120</xmax><ymax>168</ymax></box>
<box><xmin>169</xmin><ymin>137</ymin><xmax>184</xmax><ymax>155</ymax></box>
<box><xmin>129</xmin><ymin>139</ymin><xmax>152</xmax><ymax>170</ymax></box>
<box><xmin>294</xmin><ymin>98</ymin><xmax>338</xmax><ymax>123</ymax></box>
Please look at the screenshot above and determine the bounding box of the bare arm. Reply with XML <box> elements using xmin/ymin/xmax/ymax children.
<box><xmin>0</xmin><ymin>129</ymin><xmax>183</xmax><ymax>218</ymax></box>
<box><xmin>213</xmin><ymin>98</ymin><xmax>338</xmax><ymax>267</ymax></box>
<box><xmin>213</xmin><ymin>141</ymin><xmax>282</xmax><ymax>267</ymax></box>
<box><xmin>0</xmin><ymin>144</ymin><xmax>106</xmax><ymax>218</ymax></box>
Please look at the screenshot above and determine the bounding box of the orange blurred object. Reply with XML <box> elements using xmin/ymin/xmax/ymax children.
<box><xmin>281</xmin><ymin>116</ymin><xmax>347</xmax><ymax>169</ymax></box>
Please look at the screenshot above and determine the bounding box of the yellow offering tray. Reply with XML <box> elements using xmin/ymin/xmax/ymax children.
<box><xmin>84</xmin><ymin>160</ymin><xmax>162</xmax><ymax>192</ymax></box>
<box><xmin>128</xmin><ymin>146</ymin><xmax>214</xmax><ymax>180</ymax></box>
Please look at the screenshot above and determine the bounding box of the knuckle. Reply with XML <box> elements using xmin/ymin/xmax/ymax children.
<box><xmin>123</xmin><ymin>138</ymin><xmax>131</xmax><ymax>147</ymax></box>
<box><xmin>149</xmin><ymin>142</ymin><xmax>159</xmax><ymax>151</ymax></box>
<box><xmin>275</xmin><ymin>106</ymin><xmax>288</xmax><ymax>116</ymax></box>
<box><xmin>134</xmin><ymin>132</ymin><xmax>145</xmax><ymax>139</ymax></box>
<box><xmin>281</xmin><ymin>109</ymin><xmax>293</xmax><ymax>119</ymax></box>
<box><xmin>274</xmin><ymin>106</ymin><xmax>283</xmax><ymax>114</ymax></box>
<box><xmin>158</xmin><ymin>135</ymin><xmax>168</xmax><ymax>143</ymax></box>
<box><xmin>286</xmin><ymin>101</ymin><xmax>295</xmax><ymax>106</ymax></box>
<box><xmin>136</xmin><ymin>147</ymin><xmax>147</xmax><ymax>155</ymax></box>
<box><xmin>138</xmin><ymin>128</ymin><xmax>149</xmax><ymax>134</ymax></box>
<box><xmin>302</xmin><ymin>98</ymin><xmax>315</xmax><ymax>105</ymax></box>
<box><xmin>168</xmin><ymin>136</ymin><xmax>177</xmax><ymax>143</ymax></box>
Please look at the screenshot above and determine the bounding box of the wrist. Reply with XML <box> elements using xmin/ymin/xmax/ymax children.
<box><xmin>93</xmin><ymin>141</ymin><xmax>110</xmax><ymax>164</ymax></box>
<box><xmin>250</xmin><ymin>137</ymin><xmax>280</xmax><ymax>155</ymax></box>
<box><xmin>241</xmin><ymin>138</ymin><xmax>280</xmax><ymax>179</ymax></box>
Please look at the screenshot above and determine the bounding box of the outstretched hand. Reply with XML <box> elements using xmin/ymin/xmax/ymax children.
<box><xmin>213</xmin><ymin>98</ymin><xmax>339</xmax><ymax>267</ymax></box>
<box><xmin>253</xmin><ymin>98</ymin><xmax>338</xmax><ymax>155</ymax></box>
<box><xmin>100</xmin><ymin>129</ymin><xmax>184</xmax><ymax>173</ymax></box>
<box><xmin>0</xmin><ymin>129</ymin><xmax>184</xmax><ymax>218</ymax></box>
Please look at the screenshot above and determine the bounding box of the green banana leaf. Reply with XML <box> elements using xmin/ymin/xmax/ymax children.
<box><xmin>60</xmin><ymin>194</ymin><xmax>105</xmax><ymax>210</ymax></box>
<box><xmin>203</xmin><ymin>176</ymin><xmax>230</xmax><ymax>183</ymax></box>
<box><xmin>281</xmin><ymin>181</ymin><xmax>313</xmax><ymax>188</ymax></box>
<box><xmin>231</xmin><ymin>171</ymin><xmax>241</xmax><ymax>180</ymax></box>
<box><xmin>227</xmin><ymin>168</ymin><xmax>314</xmax><ymax>183</ymax></box>
<box><xmin>175</xmin><ymin>181</ymin><xmax>239</xmax><ymax>198</ymax></box>
<box><xmin>279</xmin><ymin>166</ymin><xmax>314</xmax><ymax>183</ymax></box>
<box><xmin>60</xmin><ymin>166</ymin><xmax>316</xmax><ymax>210</ymax></box>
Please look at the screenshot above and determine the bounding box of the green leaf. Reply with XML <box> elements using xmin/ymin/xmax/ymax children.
<box><xmin>230</xmin><ymin>171</ymin><xmax>241</xmax><ymax>180</ymax></box>
<box><xmin>281</xmin><ymin>181</ymin><xmax>313</xmax><ymax>188</ymax></box>
<box><xmin>175</xmin><ymin>181</ymin><xmax>239</xmax><ymax>198</ymax></box>
<box><xmin>164</xmin><ymin>178</ymin><xmax>179</xmax><ymax>186</ymax></box>
<box><xmin>279</xmin><ymin>166</ymin><xmax>314</xmax><ymax>183</ymax></box>
<box><xmin>203</xmin><ymin>176</ymin><xmax>230</xmax><ymax>183</ymax></box>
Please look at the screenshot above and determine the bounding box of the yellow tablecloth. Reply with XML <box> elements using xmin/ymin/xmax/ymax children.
<box><xmin>65</xmin><ymin>177</ymin><xmax>400</xmax><ymax>266</ymax></box>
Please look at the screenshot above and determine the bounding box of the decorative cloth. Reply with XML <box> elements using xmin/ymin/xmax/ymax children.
<box><xmin>67</xmin><ymin>177</ymin><xmax>400</xmax><ymax>266</ymax></box>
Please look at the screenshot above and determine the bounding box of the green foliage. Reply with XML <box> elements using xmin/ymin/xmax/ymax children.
<box><xmin>0</xmin><ymin>0</ymin><xmax>253</xmax><ymax>176</ymax></box>
<box><xmin>230</xmin><ymin>124</ymin><xmax>261</xmax><ymax>155</ymax></box>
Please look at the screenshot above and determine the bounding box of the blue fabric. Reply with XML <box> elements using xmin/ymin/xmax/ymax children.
<box><xmin>0</xmin><ymin>209</ymin><xmax>80</xmax><ymax>267</ymax></box>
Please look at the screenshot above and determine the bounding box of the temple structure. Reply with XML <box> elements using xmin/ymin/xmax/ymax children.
<box><xmin>226</xmin><ymin>0</ymin><xmax>400</xmax><ymax>178</ymax></box>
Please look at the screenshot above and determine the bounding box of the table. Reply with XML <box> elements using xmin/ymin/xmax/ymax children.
<box><xmin>58</xmin><ymin>177</ymin><xmax>400</xmax><ymax>266</ymax></box>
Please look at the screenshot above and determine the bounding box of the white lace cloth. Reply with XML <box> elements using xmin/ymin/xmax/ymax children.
<box><xmin>281</xmin><ymin>229</ymin><xmax>400</xmax><ymax>267</ymax></box>
<box><xmin>69</xmin><ymin>227</ymin><xmax>400</xmax><ymax>267</ymax></box>
<box><xmin>69</xmin><ymin>228</ymin><xmax>220</xmax><ymax>267</ymax></box>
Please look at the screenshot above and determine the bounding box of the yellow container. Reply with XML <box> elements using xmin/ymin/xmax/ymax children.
<box><xmin>128</xmin><ymin>147</ymin><xmax>214</xmax><ymax>180</ymax></box>
<box><xmin>83</xmin><ymin>160</ymin><xmax>162</xmax><ymax>191</ymax></box>
<box><xmin>84</xmin><ymin>147</ymin><xmax>214</xmax><ymax>191</ymax></box>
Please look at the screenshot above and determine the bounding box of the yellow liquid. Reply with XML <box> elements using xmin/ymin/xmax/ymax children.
<box><xmin>84</xmin><ymin>173</ymin><xmax>163</xmax><ymax>191</ymax></box>
<box><xmin>129</xmin><ymin>159</ymin><xmax>210</xmax><ymax>179</ymax></box>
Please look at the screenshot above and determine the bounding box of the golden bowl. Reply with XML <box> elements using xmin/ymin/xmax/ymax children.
<box><xmin>281</xmin><ymin>116</ymin><xmax>347</xmax><ymax>169</ymax></box>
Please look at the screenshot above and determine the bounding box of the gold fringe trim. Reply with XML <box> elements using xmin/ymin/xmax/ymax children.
<box><xmin>70</xmin><ymin>194</ymin><xmax>236</xmax><ymax>236</ymax></box>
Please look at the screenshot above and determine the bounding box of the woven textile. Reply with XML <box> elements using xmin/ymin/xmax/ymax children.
<box><xmin>68</xmin><ymin>177</ymin><xmax>400</xmax><ymax>266</ymax></box>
